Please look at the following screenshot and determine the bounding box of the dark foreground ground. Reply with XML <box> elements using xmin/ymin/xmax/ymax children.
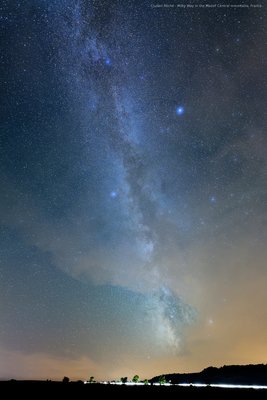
<box><xmin>1</xmin><ymin>381</ymin><xmax>267</xmax><ymax>399</ymax></box>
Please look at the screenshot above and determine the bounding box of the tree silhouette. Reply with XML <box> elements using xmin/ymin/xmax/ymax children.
<box><xmin>133</xmin><ymin>375</ymin><xmax>139</xmax><ymax>383</ymax></box>
<box><xmin>159</xmin><ymin>375</ymin><xmax>166</xmax><ymax>385</ymax></box>
<box><xmin>62</xmin><ymin>376</ymin><xmax>69</xmax><ymax>383</ymax></box>
<box><xmin>120</xmin><ymin>376</ymin><xmax>127</xmax><ymax>384</ymax></box>
<box><xmin>144</xmin><ymin>379</ymin><xmax>149</xmax><ymax>385</ymax></box>
<box><xmin>89</xmin><ymin>376</ymin><xmax>95</xmax><ymax>383</ymax></box>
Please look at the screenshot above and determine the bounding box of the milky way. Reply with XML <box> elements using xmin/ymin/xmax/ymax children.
<box><xmin>1</xmin><ymin>0</ymin><xmax>267</xmax><ymax>380</ymax></box>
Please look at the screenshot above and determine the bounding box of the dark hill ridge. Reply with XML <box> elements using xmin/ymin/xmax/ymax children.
<box><xmin>151</xmin><ymin>364</ymin><xmax>267</xmax><ymax>385</ymax></box>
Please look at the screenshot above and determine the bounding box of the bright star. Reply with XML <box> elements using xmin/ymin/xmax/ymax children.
<box><xmin>176</xmin><ymin>106</ymin><xmax>184</xmax><ymax>115</ymax></box>
<box><xmin>105</xmin><ymin>58</ymin><xmax>111</xmax><ymax>65</ymax></box>
<box><xmin>209</xmin><ymin>195</ymin><xmax>217</xmax><ymax>204</ymax></box>
<box><xmin>110</xmin><ymin>191</ymin><xmax>117</xmax><ymax>198</ymax></box>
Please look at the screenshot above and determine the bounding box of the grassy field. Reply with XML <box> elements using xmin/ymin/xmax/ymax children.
<box><xmin>1</xmin><ymin>381</ymin><xmax>267</xmax><ymax>399</ymax></box>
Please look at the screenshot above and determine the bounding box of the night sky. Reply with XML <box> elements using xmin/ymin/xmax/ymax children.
<box><xmin>1</xmin><ymin>0</ymin><xmax>267</xmax><ymax>381</ymax></box>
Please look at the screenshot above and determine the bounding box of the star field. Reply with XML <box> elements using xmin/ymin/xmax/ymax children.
<box><xmin>1</xmin><ymin>0</ymin><xmax>267</xmax><ymax>380</ymax></box>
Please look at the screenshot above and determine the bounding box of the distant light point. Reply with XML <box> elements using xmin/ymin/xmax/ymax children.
<box><xmin>110</xmin><ymin>191</ymin><xmax>117</xmax><ymax>198</ymax></box>
<box><xmin>176</xmin><ymin>106</ymin><xmax>185</xmax><ymax>116</ymax></box>
<box><xmin>209</xmin><ymin>195</ymin><xmax>217</xmax><ymax>204</ymax></box>
<box><xmin>105</xmin><ymin>58</ymin><xmax>111</xmax><ymax>65</ymax></box>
